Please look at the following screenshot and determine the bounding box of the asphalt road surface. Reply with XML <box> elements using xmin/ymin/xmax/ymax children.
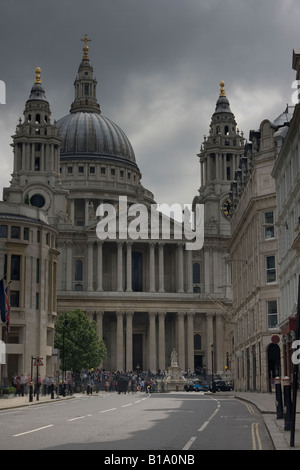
<box><xmin>0</xmin><ymin>391</ymin><xmax>274</xmax><ymax>451</ymax></box>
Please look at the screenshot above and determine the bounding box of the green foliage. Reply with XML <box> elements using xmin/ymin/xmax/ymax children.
<box><xmin>54</xmin><ymin>309</ymin><xmax>107</xmax><ymax>373</ymax></box>
<box><xmin>3</xmin><ymin>387</ymin><xmax>16</xmax><ymax>394</ymax></box>
<box><xmin>24</xmin><ymin>193</ymin><xmax>30</xmax><ymax>205</ymax></box>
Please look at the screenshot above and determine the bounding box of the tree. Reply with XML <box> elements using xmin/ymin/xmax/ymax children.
<box><xmin>54</xmin><ymin>309</ymin><xmax>107</xmax><ymax>373</ymax></box>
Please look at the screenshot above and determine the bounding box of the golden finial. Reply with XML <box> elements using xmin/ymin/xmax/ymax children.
<box><xmin>35</xmin><ymin>67</ymin><xmax>41</xmax><ymax>84</ymax></box>
<box><xmin>219</xmin><ymin>80</ymin><xmax>226</xmax><ymax>96</ymax></box>
<box><xmin>81</xmin><ymin>34</ymin><xmax>91</xmax><ymax>61</ymax></box>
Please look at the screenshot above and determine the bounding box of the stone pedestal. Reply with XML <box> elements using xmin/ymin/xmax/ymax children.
<box><xmin>160</xmin><ymin>349</ymin><xmax>186</xmax><ymax>391</ymax></box>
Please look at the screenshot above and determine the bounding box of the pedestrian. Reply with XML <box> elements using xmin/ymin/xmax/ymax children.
<box><xmin>20</xmin><ymin>374</ymin><xmax>26</xmax><ymax>396</ymax></box>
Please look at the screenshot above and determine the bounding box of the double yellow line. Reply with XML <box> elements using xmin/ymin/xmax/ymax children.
<box><xmin>238</xmin><ymin>400</ymin><xmax>263</xmax><ymax>450</ymax></box>
<box><xmin>251</xmin><ymin>422</ymin><xmax>262</xmax><ymax>450</ymax></box>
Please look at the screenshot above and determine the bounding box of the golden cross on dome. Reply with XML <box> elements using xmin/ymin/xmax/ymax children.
<box><xmin>219</xmin><ymin>80</ymin><xmax>226</xmax><ymax>97</ymax></box>
<box><xmin>81</xmin><ymin>34</ymin><xmax>91</xmax><ymax>60</ymax></box>
<box><xmin>35</xmin><ymin>67</ymin><xmax>42</xmax><ymax>84</ymax></box>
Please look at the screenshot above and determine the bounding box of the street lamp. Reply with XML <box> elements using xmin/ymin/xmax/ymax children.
<box><xmin>62</xmin><ymin>319</ymin><xmax>69</xmax><ymax>383</ymax></box>
<box><xmin>211</xmin><ymin>343</ymin><xmax>216</xmax><ymax>393</ymax></box>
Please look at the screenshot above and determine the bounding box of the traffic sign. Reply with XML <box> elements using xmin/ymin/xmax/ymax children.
<box><xmin>33</xmin><ymin>356</ymin><xmax>43</xmax><ymax>366</ymax></box>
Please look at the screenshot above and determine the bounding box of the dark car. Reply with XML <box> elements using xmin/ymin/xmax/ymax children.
<box><xmin>214</xmin><ymin>380</ymin><xmax>233</xmax><ymax>391</ymax></box>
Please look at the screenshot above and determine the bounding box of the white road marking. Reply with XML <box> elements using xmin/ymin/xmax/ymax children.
<box><xmin>100</xmin><ymin>408</ymin><xmax>117</xmax><ymax>413</ymax></box>
<box><xmin>67</xmin><ymin>416</ymin><xmax>85</xmax><ymax>421</ymax></box>
<box><xmin>183</xmin><ymin>436</ymin><xmax>197</xmax><ymax>450</ymax></box>
<box><xmin>13</xmin><ymin>424</ymin><xmax>53</xmax><ymax>437</ymax></box>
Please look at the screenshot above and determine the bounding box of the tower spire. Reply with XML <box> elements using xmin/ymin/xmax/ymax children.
<box><xmin>70</xmin><ymin>35</ymin><xmax>100</xmax><ymax>114</ymax></box>
<box><xmin>81</xmin><ymin>34</ymin><xmax>91</xmax><ymax>61</ymax></box>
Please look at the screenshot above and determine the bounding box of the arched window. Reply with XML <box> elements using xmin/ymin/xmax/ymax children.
<box><xmin>194</xmin><ymin>334</ymin><xmax>202</xmax><ymax>350</ymax></box>
<box><xmin>75</xmin><ymin>259</ymin><xmax>83</xmax><ymax>281</ymax></box>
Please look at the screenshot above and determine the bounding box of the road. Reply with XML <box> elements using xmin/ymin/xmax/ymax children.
<box><xmin>0</xmin><ymin>391</ymin><xmax>273</xmax><ymax>451</ymax></box>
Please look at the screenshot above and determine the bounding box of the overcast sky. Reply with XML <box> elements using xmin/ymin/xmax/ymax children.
<box><xmin>0</xmin><ymin>0</ymin><xmax>299</xmax><ymax>209</ymax></box>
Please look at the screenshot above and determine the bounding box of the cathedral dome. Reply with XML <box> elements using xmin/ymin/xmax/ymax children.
<box><xmin>57</xmin><ymin>35</ymin><xmax>137</xmax><ymax>169</ymax></box>
<box><xmin>57</xmin><ymin>111</ymin><xmax>137</xmax><ymax>167</ymax></box>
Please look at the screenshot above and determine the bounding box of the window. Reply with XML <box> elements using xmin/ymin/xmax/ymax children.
<box><xmin>101</xmin><ymin>167</ymin><xmax>106</xmax><ymax>175</ymax></box>
<box><xmin>30</xmin><ymin>194</ymin><xmax>45</xmax><ymax>208</ymax></box>
<box><xmin>23</xmin><ymin>227</ymin><xmax>29</xmax><ymax>240</ymax></box>
<box><xmin>111</xmin><ymin>168</ymin><xmax>115</xmax><ymax>176</ymax></box>
<box><xmin>0</xmin><ymin>225</ymin><xmax>7</xmax><ymax>238</ymax></box>
<box><xmin>11</xmin><ymin>255</ymin><xmax>21</xmax><ymax>280</ymax></box>
<box><xmin>10</xmin><ymin>290</ymin><xmax>20</xmax><ymax>308</ymax></box>
<box><xmin>35</xmin><ymin>292</ymin><xmax>39</xmax><ymax>309</ymax></box>
<box><xmin>193</xmin><ymin>263</ymin><xmax>200</xmax><ymax>283</ymax></box>
<box><xmin>11</xmin><ymin>226</ymin><xmax>20</xmax><ymax>239</ymax></box>
<box><xmin>90</xmin><ymin>166</ymin><xmax>95</xmax><ymax>174</ymax></box>
<box><xmin>264</xmin><ymin>211</ymin><xmax>275</xmax><ymax>239</ymax></box>
<box><xmin>194</xmin><ymin>334</ymin><xmax>202</xmax><ymax>350</ymax></box>
<box><xmin>266</xmin><ymin>256</ymin><xmax>276</xmax><ymax>283</ymax></box>
<box><xmin>67</xmin><ymin>166</ymin><xmax>73</xmax><ymax>174</ymax></box>
<box><xmin>267</xmin><ymin>300</ymin><xmax>278</xmax><ymax>328</ymax></box>
<box><xmin>78</xmin><ymin>166</ymin><xmax>84</xmax><ymax>174</ymax></box>
<box><xmin>36</xmin><ymin>258</ymin><xmax>40</xmax><ymax>283</ymax></box>
<box><xmin>75</xmin><ymin>259</ymin><xmax>83</xmax><ymax>281</ymax></box>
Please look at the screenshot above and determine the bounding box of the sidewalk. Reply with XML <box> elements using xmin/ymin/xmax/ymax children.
<box><xmin>230</xmin><ymin>391</ymin><xmax>300</xmax><ymax>450</ymax></box>
<box><xmin>0</xmin><ymin>390</ymin><xmax>299</xmax><ymax>450</ymax></box>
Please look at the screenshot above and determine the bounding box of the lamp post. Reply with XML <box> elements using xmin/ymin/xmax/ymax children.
<box><xmin>211</xmin><ymin>343</ymin><xmax>216</xmax><ymax>393</ymax></box>
<box><xmin>62</xmin><ymin>319</ymin><xmax>69</xmax><ymax>383</ymax></box>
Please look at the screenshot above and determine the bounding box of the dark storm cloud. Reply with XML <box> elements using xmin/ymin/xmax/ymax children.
<box><xmin>0</xmin><ymin>0</ymin><xmax>299</xmax><ymax>205</ymax></box>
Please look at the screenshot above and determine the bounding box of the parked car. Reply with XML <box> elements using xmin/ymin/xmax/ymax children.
<box><xmin>214</xmin><ymin>380</ymin><xmax>233</xmax><ymax>391</ymax></box>
<box><xmin>184</xmin><ymin>380</ymin><xmax>209</xmax><ymax>392</ymax></box>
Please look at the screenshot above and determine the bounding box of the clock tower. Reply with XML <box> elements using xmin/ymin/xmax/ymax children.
<box><xmin>4</xmin><ymin>67</ymin><xmax>68</xmax><ymax>224</ymax></box>
<box><xmin>193</xmin><ymin>81</ymin><xmax>245</xmax><ymax>298</ymax></box>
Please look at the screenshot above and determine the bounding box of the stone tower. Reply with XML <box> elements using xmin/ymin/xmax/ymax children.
<box><xmin>3</xmin><ymin>67</ymin><xmax>68</xmax><ymax>224</ymax></box>
<box><xmin>192</xmin><ymin>81</ymin><xmax>245</xmax><ymax>377</ymax></box>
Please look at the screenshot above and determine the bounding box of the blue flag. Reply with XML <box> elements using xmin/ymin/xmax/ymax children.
<box><xmin>0</xmin><ymin>280</ymin><xmax>6</xmax><ymax>323</ymax></box>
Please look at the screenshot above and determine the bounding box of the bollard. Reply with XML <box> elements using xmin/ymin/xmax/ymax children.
<box><xmin>275</xmin><ymin>377</ymin><xmax>283</xmax><ymax>419</ymax></box>
<box><xmin>50</xmin><ymin>383</ymin><xmax>54</xmax><ymax>399</ymax></box>
<box><xmin>283</xmin><ymin>376</ymin><xmax>292</xmax><ymax>431</ymax></box>
<box><xmin>29</xmin><ymin>382</ymin><xmax>33</xmax><ymax>403</ymax></box>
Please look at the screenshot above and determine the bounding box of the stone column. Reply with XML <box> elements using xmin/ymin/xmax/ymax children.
<box><xmin>187</xmin><ymin>310</ymin><xmax>195</xmax><ymax>374</ymax></box>
<box><xmin>177</xmin><ymin>312</ymin><xmax>185</xmax><ymax>370</ymax></box>
<box><xmin>149</xmin><ymin>243</ymin><xmax>155</xmax><ymax>292</ymax></box>
<box><xmin>186</xmin><ymin>250</ymin><xmax>193</xmax><ymax>293</ymax></box>
<box><xmin>70</xmin><ymin>200</ymin><xmax>75</xmax><ymax>225</ymax></box>
<box><xmin>177</xmin><ymin>243</ymin><xmax>184</xmax><ymax>293</ymax></box>
<box><xmin>96</xmin><ymin>311</ymin><xmax>104</xmax><ymax>341</ymax></box>
<box><xmin>126</xmin><ymin>311</ymin><xmax>133</xmax><ymax>372</ymax></box>
<box><xmin>215</xmin><ymin>313</ymin><xmax>224</xmax><ymax>375</ymax></box>
<box><xmin>117</xmin><ymin>242</ymin><xmax>123</xmax><ymax>292</ymax></box>
<box><xmin>206</xmin><ymin>313</ymin><xmax>214</xmax><ymax>375</ymax></box>
<box><xmin>158</xmin><ymin>243</ymin><xmax>165</xmax><ymax>292</ymax></box>
<box><xmin>66</xmin><ymin>241</ymin><xmax>72</xmax><ymax>291</ymax></box>
<box><xmin>149</xmin><ymin>312</ymin><xmax>157</xmax><ymax>373</ymax></box>
<box><xmin>158</xmin><ymin>312</ymin><xmax>166</xmax><ymax>371</ymax></box>
<box><xmin>87</xmin><ymin>241</ymin><xmax>94</xmax><ymax>291</ymax></box>
<box><xmin>116</xmin><ymin>311</ymin><xmax>124</xmax><ymax>371</ymax></box>
<box><xmin>126</xmin><ymin>242</ymin><xmax>132</xmax><ymax>292</ymax></box>
<box><xmin>96</xmin><ymin>241</ymin><xmax>103</xmax><ymax>291</ymax></box>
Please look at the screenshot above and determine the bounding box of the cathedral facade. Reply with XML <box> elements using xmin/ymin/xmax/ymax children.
<box><xmin>0</xmin><ymin>39</ymin><xmax>238</xmax><ymax>381</ymax></box>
